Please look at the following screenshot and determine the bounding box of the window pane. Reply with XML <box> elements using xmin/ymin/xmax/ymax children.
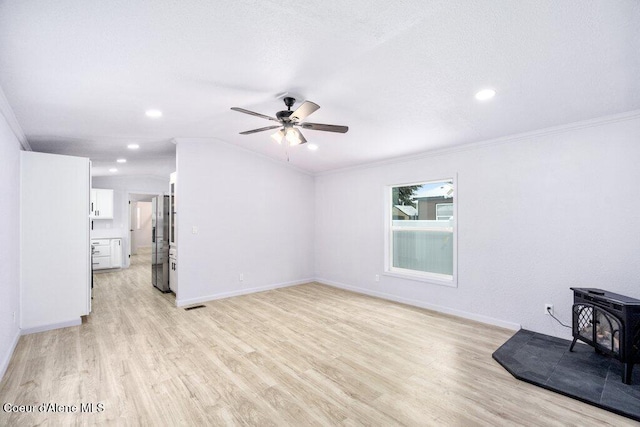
<box><xmin>389</xmin><ymin>179</ymin><xmax>455</xmax><ymax>280</ymax></box>
<box><xmin>436</xmin><ymin>203</ymin><xmax>453</xmax><ymax>220</ymax></box>
<box><xmin>392</xmin><ymin>229</ymin><xmax>453</xmax><ymax>275</ymax></box>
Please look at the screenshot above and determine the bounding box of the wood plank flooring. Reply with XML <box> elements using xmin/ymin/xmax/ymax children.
<box><xmin>0</xmin><ymin>251</ymin><xmax>635</xmax><ymax>426</ymax></box>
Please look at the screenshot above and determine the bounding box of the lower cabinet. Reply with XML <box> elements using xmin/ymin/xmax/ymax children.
<box><xmin>110</xmin><ymin>239</ymin><xmax>122</xmax><ymax>268</ymax></box>
<box><xmin>169</xmin><ymin>247</ymin><xmax>177</xmax><ymax>293</ymax></box>
<box><xmin>93</xmin><ymin>256</ymin><xmax>112</xmax><ymax>270</ymax></box>
<box><xmin>92</xmin><ymin>238</ymin><xmax>122</xmax><ymax>270</ymax></box>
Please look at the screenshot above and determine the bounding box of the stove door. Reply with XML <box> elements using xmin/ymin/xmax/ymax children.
<box><xmin>594</xmin><ymin>307</ymin><xmax>622</xmax><ymax>356</ymax></box>
<box><xmin>573</xmin><ymin>304</ymin><xmax>595</xmax><ymax>345</ymax></box>
<box><xmin>573</xmin><ymin>303</ymin><xmax>623</xmax><ymax>356</ymax></box>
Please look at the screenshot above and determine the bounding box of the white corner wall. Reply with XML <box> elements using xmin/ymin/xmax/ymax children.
<box><xmin>315</xmin><ymin>113</ymin><xmax>640</xmax><ymax>339</ymax></box>
<box><xmin>0</xmin><ymin>107</ymin><xmax>21</xmax><ymax>380</ymax></box>
<box><xmin>20</xmin><ymin>151</ymin><xmax>90</xmax><ymax>333</ymax></box>
<box><xmin>175</xmin><ymin>139</ymin><xmax>315</xmax><ymax>306</ymax></box>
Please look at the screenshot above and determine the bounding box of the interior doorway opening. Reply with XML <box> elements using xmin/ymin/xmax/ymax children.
<box><xmin>128</xmin><ymin>192</ymin><xmax>176</xmax><ymax>305</ymax></box>
<box><xmin>129</xmin><ymin>193</ymin><xmax>155</xmax><ymax>257</ymax></box>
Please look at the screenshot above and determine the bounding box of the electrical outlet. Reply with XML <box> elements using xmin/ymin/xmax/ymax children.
<box><xmin>239</xmin><ymin>273</ymin><xmax>244</xmax><ymax>282</ymax></box>
<box><xmin>375</xmin><ymin>274</ymin><xmax>380</xmax><ymax>282</ymax></box>
<box><xmin>545</xmin><ymin>304</ymin><xmax>554</xmax><ymax>316</ymax></box>
<box><xmin>192</xmin><ymin>226</ymin><xmax>198</xmax><ymax>234</ymax></box>
<box><xmin>12</xmin><ymin>311</ymin><xmax>15</xmax><ymax>324</ymax></box>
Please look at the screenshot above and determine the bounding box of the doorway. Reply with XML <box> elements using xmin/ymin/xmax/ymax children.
<box><xmin>129</xmin><ymin>196</ymin><xmax>154</xmax><ymax>256</ymax></box>
<box><xmin>127</xmin><ymin>192</ymin><xmax>176</xmax><ymax>305</ymax></box>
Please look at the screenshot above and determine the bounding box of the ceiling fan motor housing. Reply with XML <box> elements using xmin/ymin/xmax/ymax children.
<box><xmin>276</xmin><ymin>97</ymin><xmax>296</xmax><ymax>121</ymax></box>
<box><xmin>276</xmin><ymin>110</ymin><xmax>293</xmax><ymax>121</ymax></box>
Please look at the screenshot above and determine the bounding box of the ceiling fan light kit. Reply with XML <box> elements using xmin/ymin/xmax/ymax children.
<box><xmin>271</xmin><ymin>127</ymin><xmax>304</xmax><ymax>146</ymax></box>
<box><xmin>271</xmin><ymin>129</ymin><xmax>285</xmax><ymax>144</ymax></box>
<box><xmin>231</xmin><ymin>96</ymin><xmax>348</xmax><ymax>147</ymax></box>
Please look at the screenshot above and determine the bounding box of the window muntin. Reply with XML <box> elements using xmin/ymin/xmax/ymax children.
<box><xmin>387</xmin><ymin>179</ymin><xmax>456</xmax><ymax>286</ymax></box>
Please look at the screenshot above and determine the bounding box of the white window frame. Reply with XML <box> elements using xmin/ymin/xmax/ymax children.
<box><xmin>384</xmin><ymin>176</ymin><xmax>457</xmax><ymax>287</ymax></box>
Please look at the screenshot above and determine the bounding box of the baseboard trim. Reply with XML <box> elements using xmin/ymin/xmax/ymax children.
<box><xmin>316</xmin><ymin>278</ymin><xmax>521</xmax><ymax>331</ymax></box>
<box><xmin>20</xmin><ymin>318</ymin><xmax>82</xmax><ymax>335</ymax></box>
<box><xmin>0</xmin><ymin>329</ymin><xmax>21</xmax><ymax>382</ymax></box>
<box><xmin>176</xmin><ymin>278</ymin><xmax>315</xmax><ymax>307</ymax></box>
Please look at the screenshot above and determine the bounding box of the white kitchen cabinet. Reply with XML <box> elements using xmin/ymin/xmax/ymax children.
<box><xmin>169</xmin><ymin>172</ymin><xmax>177</xmax><ymax>246</ymax></box>
<box><xmin>92</xmin><ymin>238</ymin><xmax>122</xmax><ymax>270</ymax></box>
<box><xmin>90</xmin><ymin>188</ymin><xmax>114</xmax><ymax>219</ymax></box>
<box><xmin>169</xmin><ymin>172</ymin><xmax>178</xmax><ymax>295</ymax></box>
<box><xmin>92</xmin><ymin>256</ymin><xmax>112</xmax><ymax>270</ymax></box>
<box><xmin>169</xmin><ymin>247</ymin><xmax>177</xmax><ymax>293</ymax></box>
<box><xmin>91</xmin><ymin>239</ymin><xmax>110</xmax><ymax>270</ymax></box>
<box><xmin>110</xmin><ymin>238</ymin><xmax>122</xmax><ymax>268</ymax></box>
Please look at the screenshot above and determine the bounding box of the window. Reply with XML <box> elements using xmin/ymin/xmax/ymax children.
<box><xmin>436</xmin><ymin>203</ymin><xmax>453</xmax><ymax>220</ymax></box>
<box><xmin>386</xmin><ymin>178</ymin><xmax>456</xmax><ymax>286</ymax></box>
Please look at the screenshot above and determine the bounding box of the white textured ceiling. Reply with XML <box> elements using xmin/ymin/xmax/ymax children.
<box><xmin>0</xmin><ymin>0</ymin><xmax>639</xmax><ymax>176</ymax></box>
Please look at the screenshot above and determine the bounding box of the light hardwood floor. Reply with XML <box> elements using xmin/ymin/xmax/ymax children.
<box><xmin>0</xmin><ymin>252</ymin><xmax>635</xmax><ymax>426</ymax></box>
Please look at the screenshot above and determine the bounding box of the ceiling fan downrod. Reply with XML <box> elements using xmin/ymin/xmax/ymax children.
<box><xmin>283</xmin><ymin>97</ymin><xmax>295</xmax><ymax>110</ymax></box>
<box><xmin>276</xmin><ymin>97</ymin><xmax>296</xmax><ymax>121</ymax></box>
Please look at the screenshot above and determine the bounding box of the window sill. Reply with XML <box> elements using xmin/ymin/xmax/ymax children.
<box><xmin>384</xmin><ymin>269</ymin><xmax>457</xmax><ymax>288</ymax></box>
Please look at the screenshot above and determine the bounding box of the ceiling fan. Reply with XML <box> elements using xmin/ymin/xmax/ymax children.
<box><xmin>231</xmin><ymin>97</ymin><xmax>348</xmax><ymax>146</ymax></box>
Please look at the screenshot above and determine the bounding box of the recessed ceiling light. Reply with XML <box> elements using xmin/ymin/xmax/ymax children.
<box><xmin>109</xmin><ymin>168</ymin><xmax>118</xmax><ymax>173</ymax></box>
<box><xmin>307</xmin><ymin>144</ymin><xmax>319</xmax><ymax>151</ymax></box>
<box><xmin>116</xmin><ymin>158</ymin><xmax>127</xmax><ymax>163</ymax></box>
<box><xmin>127</xmin><ymin>144</ymin><xmax>140</xmax><ymax>150</ymax></box>
<box><xmin>475</xmin><ymin>88</ymin><xmax>496</xmax><ymax>101</ymax></box>
<box><xmin>145</xmin><ymin>109</ymin><xmax>163</xmax><ymax>118</ymax></box>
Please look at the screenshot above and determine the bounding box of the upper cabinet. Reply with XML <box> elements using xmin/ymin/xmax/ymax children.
<box><xmin>169</xmin><ymin>172</ymin><xmax>177</xmax><ymax>246</ymax></box>
<box><xmin>90</xmin><ymin>188</ymin><xmax>114</xmax><ymax>219</ymax></box>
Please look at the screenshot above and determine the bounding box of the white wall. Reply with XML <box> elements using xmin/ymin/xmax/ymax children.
<box><xmin>20</xmin><ymin>151</ymin><xmax>90</xmax><ymax>333</ymax></box>
<box><xmin>0</xmin><ymin>106</ymin><xmax>21</xmax><ymax>380</ymax></box>
<box><xmin>175</xmin><ymin>139</ymin><xmax>315</xmax><ymax>306</ymax></box>
<box><xmin>315</xmin><ymin>112</ymin><xmax>640</xmax><ymax>339</ymax></box>
<box><xmin>92</xmin><ymin>175</ymin><xmax>168</xmax><ymax>267</ymax></box>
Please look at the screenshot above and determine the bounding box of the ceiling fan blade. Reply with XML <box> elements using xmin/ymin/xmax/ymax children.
<box><xmin>239</xmin><ymin>125</ymin><xmax>282</xmax><ymax>135</ymax></box>
<box><xmin>231</xmin><ymin>107</ymin><xmax>279</xmax><ymax>122</ymax></box>
<box><xmin>289</xmin><ymin>101</ymin><xmax>320</xmax><ymax>122</ymax></box>
<box><xmin>299</xmin><ymin>122</ymin><xmax>349</xmax><ymax>133</ymax></box>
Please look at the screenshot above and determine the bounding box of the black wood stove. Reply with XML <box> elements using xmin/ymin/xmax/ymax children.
<box><xmin>570</xmin><ymin>288</ymin><xmax>640</xmax><ymax>384</ymax></box>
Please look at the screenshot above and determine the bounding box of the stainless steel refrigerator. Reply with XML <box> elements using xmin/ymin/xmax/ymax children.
<box><xmin>152</xmin><ymin>195</ymin><xmax>170</xmax><ymax>292</ymax></box>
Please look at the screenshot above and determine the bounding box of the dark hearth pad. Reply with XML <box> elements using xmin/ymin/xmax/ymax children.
<box><xmin>493</xmin><ymin>329</ymin><xmax>640</xmax><ymax>422</ymax></box>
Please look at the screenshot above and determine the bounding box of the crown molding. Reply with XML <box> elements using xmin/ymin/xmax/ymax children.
<box><xmin>0</xmin><ymin>85</ymin><xmax>30</xmax><ymax>151</ymax></box>
<box><xmin>316</xmin><ymin>109</ymin><xmax>640</xmax><ymax>177</ymax></box>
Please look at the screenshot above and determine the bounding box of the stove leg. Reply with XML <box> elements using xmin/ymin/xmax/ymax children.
<box><xmin>623</xmin><ymin>363</ymin><xmax>633</xmax><ymax>385</ymax></box>
<box><xmin>569</xmin><ymin>337</ymin><xmax>578</xmax><ymax>352</ymax></box>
